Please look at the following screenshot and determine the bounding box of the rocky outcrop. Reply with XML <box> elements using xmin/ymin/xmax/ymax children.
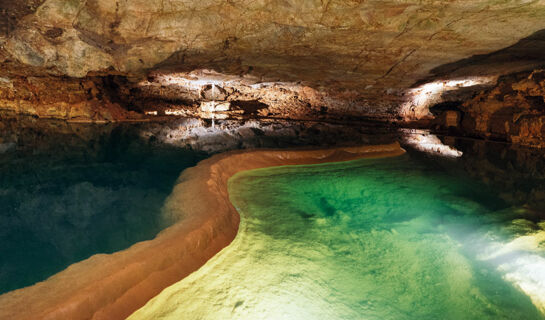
<box><xmin>0</xmin><ymin>72</ymin><xmax>142</xmax><ymax>122</ymax></box>
<box><xmin>121</xmin><ymin>69</ymin><xmax>395</xmax><ymax>121</ymax></box>
<box><xmin>458</xmin><ymin>70</ymin><xmax>545</xmax><ymax>147</ymax></box>
<box><xmin>2</xmin><ymin>0</ymin><xmax>545</xmax><ymax>122</ymax></box>
<box><xmin>0</xmin><ymin>55</ymin><xmax>166</xmax><ymax>122</ymax></box>
<box><xmin>6</xmin><ymin>0</ymin><xmax>545</xmax><ymax>83</ymax></box>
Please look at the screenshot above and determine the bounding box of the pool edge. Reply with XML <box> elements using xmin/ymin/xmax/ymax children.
<box><xmin>0</xmin><ymin>143</ymin><xmax>405</xmax><ymax>320</ymax></box>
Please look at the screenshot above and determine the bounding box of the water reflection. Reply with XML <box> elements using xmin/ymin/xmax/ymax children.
<box><xmin>0</xmin><ymin>117</ymin><xmax>206</xmax><ymax>293</ymax></box>
<box><xmin>0</xmin><ymin>113</ymin><xmax>398</xmax><ymax>294</ymax></box>
<box><xmin>406</xmin><ymin>134</ymin><xmax>545</xmax><ymax>313</ymax></box>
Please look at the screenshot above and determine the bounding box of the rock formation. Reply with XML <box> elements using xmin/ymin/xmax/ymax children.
<box><xmin>2</xmin><ymin>0</ymin><xmax>545</xmax><ymax>142</ymax></box>
<box><xmin>459</xmin><ymin>70</ymin><xmax>545</xmax><ymax>147</ymax></box>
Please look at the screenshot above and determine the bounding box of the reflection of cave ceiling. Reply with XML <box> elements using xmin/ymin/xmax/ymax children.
<box><xmin>2</xmin><ymin>0</ymin><xmax>545</xmax><ymax>117</ymax></box>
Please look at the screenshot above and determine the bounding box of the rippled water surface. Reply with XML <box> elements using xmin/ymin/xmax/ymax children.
<box><xmin>131</xmin><ymin>148</ymin><xmax>545</xmax><ymax>320</ymax></box>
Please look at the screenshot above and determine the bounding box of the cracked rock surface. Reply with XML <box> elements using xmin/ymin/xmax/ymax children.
<box><xmin>2</xmin><ymin>1</ymin><xmax>545</xmax><ymax>136</ymax></box>
<box><xmin>3</xmin><ymin>1</ymin><xmax>545</xmax><ymax>110</ymax></box>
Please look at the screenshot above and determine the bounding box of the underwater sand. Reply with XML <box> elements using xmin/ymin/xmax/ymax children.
<box><xmin>0</xmin><ymin>141</ymin><xmax>205</xmax><ymax>294</ymax></box>
<box><xmin>130</xmin><ymin>153</ymin><xmax>545</xmax><ymax>320</ymax></box>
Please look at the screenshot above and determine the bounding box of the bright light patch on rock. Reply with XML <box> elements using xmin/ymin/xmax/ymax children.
<box><xmin>146</xmin><ymin>70</ymin><xmax>246</xmax><ymax>89</ymax></box>
<box><xmin>402</xmin><ymin>130</ymin><xmax>463</xmax><ymax>158</ymax></box>
<box><xmin>164</xmin><ymin>109</ymin><xmax>189</xmax><ymax>116</ymax></box>
<box><xmin>401</xmin><ymin>77</ymin><xmax>496</xmax><ymax>120</ymax></box>
<box><xmin>200</xmin><ymin>101</ymin><xmax>231</xmax><ymax>112</ymax></box>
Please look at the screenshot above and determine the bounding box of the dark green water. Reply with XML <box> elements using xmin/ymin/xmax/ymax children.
<box><xmin>130</xmin><ymin>148</ymin><xmax>545</xmax><ymax>320</ymax></box>
<box><xmin>0</xmin><ymin>127</ymin><xmax>206</xmax><ymax>294</ymax></box>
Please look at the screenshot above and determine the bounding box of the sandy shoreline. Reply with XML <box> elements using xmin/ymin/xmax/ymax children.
<box><xmin>0</xmin><ymin>143</ymin><xmax>404</xmax><ymax>320</ymax></box>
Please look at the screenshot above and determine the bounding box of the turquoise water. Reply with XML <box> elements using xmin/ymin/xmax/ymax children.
<box><xmin>130</xmin><ymin>150</ymin><xmax>545</xmax><ymax>320</ymax></box>
<box><xmin>0</xmin><ymin>129</ymin><xmax>206</xmax><ymax>294</ymax></box>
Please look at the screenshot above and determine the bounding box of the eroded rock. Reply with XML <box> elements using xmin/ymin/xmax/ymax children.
<box><xmin>459</xmin><ymin>69</ymin><xmax>545</xmax><ymax>147</ymax></box>
<box><xmin>0</xmin><ymin>75</ymin><xmax>142</xmax><ymax>122</ymax></box>
<box><xmin>3</xmin><ymin>0</ymin><xmax>545</xmax><ymax>121</ymax></box>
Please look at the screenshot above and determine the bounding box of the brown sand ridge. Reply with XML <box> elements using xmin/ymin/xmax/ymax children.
<box><xmin>0</xmin><ymin>142</ymin><xmax>405</xmax><ymax>320</ymax></box>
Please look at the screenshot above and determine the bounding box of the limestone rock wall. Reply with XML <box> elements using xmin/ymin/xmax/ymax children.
<box><xmin>0</xmin><ymin>74</ymin><xmax>141</xmax><ymax>122</ymax></box>
<box><xmin>459</xmin><ymin>69</ymin><xmax>545</xmax><ymax>147</ymax></box>
<box><xmin>3</xmin><ymin>0</ymin><xmax>545</xmax><ymax>120</ymax></box>
<box><xmin>6</xmin><ymin>0</ymin><xmax>545</xmax><ymax>82</ymax></box>
<box><xmin>3</xmin><ymin>0</ymin><xmax>545</xmax><ymax>129</ymax></box>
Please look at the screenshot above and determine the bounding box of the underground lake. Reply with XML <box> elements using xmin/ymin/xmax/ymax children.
<box><xmin>1</xmin><ymin>118</ymin><xmax>544</xmax><ymax>320</ymax></box>
<box><xmin>5</xmin><ymin>1</ymin><xmax>545</xmax><ymax>318</ymax></box>
<box><xmin>129</xmin><ymin>141</ymin><xmax>545</xmax><ymax>320</ymax></box>
<box><xmin>0</xmin><ymin>122</ymin><xmax>207</xmax><ymax>294</ymax></box>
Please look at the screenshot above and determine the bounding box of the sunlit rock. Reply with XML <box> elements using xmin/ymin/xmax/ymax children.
<box><xmin>200</xmin><ymin>101</ymin><xmax>230</xmax><ymax>113</ymax></box>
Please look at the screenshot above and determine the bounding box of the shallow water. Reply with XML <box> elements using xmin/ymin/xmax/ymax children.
<box><xmin>0</xmin><ymin>126</ymin><xmax>206</xmax><ymax>294</ymax></box>
<box><xmin>0</xmin><ymin>115</ymin><xmax>396</xmax><ymax>296</ymax></box>
<box><xmin>131</xmin><ymin>150</ymin><xmax>545</xmax><ymax>320</ymax></box>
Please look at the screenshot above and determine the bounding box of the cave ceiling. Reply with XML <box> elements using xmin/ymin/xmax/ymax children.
<box><xmin>2</xmin><ymin>0</ymin><xmax>545</xmax><ymax>117</ymax></box>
